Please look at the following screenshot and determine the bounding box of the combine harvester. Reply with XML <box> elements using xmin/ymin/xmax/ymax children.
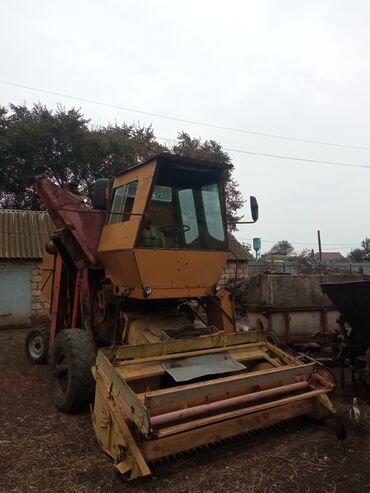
<box><xmin>27</xmin><ymin>154</ymin><xmax>335</xmax><ymax>479</ymax></box>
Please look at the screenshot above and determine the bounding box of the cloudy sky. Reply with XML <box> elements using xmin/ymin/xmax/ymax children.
<box><xmin>1</xmin><ymin>0</ymin><xmax>369</xmax><ymax>254</ymax></box>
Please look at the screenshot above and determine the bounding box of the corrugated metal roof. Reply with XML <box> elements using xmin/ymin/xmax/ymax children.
<box><xmin>0</xmin><ymin>210</ymin><xmax>54</xmax><ymax>259</ymax></box>
<box><xmin>228</xmin><ymin>233</ymin><xmax>252</xmax><ymax>261</ymax></box>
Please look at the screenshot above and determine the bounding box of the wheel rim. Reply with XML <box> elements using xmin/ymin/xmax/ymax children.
<box><xmin>29</xmin><ymin>335</ymin><xmax>45</xmax><ymax>359</ymax></box>
<box><xmin>54</xmin><ymin>352</ymin><xmax>69</xmax><ymax>393</ymax></box>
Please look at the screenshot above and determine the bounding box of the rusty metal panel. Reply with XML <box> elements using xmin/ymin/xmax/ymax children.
<box><xmin>162</xmin><ymin>352</ymin><xmax>246</xmax><ymax>382</ymax></box>
<box><xmin>34</xmin><ymin>179</ymin><xmax>106</xmax><ymax>266</ymax></box>
<box><xmin>0</xmin><ymin>210</ymin><xmax>54</xmax><ymax>259</ymax></box>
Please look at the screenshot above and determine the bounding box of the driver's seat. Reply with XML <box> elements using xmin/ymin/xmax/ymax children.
<box><xmin>139</xmin><ymin>222</ymin><xmax>165</xmax><ymax>248</ymax></box>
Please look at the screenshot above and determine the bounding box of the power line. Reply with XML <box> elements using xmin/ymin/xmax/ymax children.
<box><xmin>3</xmin><ymin>80</ymin><xmax>370</xmax><ymax>170</ymax></box>
<box><xmin>1</xmin><ymin>79</ymin><xmax>370</xmax><ymax>152</ymax></box>
<box><xmin>157</xmin><ymin>135</ymin><xmax>370</xmax><ymax>170</ymax></box>
<box><xmin>238</xmin><ymin>237</ymin><xmax>359</xmax><ymax>247</ymax></box>
<box><xmin>223</xmin><ymin>147</ymin><xmax>370</xmax><ymax>170</ymax></box>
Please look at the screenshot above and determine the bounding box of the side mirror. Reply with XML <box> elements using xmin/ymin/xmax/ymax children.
<box><xmin>250</xmin><ymin>196</ymin><xmax>259</xmax><ymax>222</ymax></box>
<box><xmin>92</xmin><ymin>178</ymin><xmax>111</xmax><ymax>210</ymax></box>
<box><xmin>226</xmin><ymin>195</ymin><xmax>259</xmax><ymax>226</ymax></box>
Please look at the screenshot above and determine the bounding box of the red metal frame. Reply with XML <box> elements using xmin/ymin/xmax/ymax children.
<box><xmin>33</xmin><ymin>178</ymin><xmax>107</xmax><ymax>346</ymax></box>
<box><xmin>71</xmin><ymin>273</ymin><xmax>80</xmax><ymax>328</ymax></box>
<box><xmin>49</xmin><ymin>254</ymin><xmax>63</xmax><ymax>348</ymax></box>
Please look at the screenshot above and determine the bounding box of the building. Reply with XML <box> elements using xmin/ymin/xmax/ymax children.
<box><xmin>315</xmin><ymin>252</ymin><xmax>346</xmax><ymax>261</ymax></box>
<box><xmin>0</xmin><ymin>210</ymin><xmax>53</xmax><ymax>328</ymax></box>
<box><xmin>219</xmin><ymin>234</ymin><xmax>252</xmax><ymax>286</ymax></box>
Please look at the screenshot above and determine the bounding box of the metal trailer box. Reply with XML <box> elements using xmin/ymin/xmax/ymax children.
<box><xmin>246</xmin><ymin>273</ymin><xmax>360</xmax><ymax>345</ymax></box>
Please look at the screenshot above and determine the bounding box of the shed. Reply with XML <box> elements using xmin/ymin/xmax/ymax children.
<box><xmin>0</xmin><ymin>210</ymin><xmax>53</xmax><ymax>327</ymax></box>
<box><xmin>219</xmin><ymin>234</ymin><xmax>252</xmax><ymax>286</ymax></box>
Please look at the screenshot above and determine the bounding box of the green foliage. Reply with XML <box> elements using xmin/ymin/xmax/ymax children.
<box><xmin>347</xmin><ymin>238</ymin><xmax>370</xmax><ymax>262</ymax></box>
<box><xmin>347</xmin><ymin>248</ymin><xmax>364</xmax><ymax>262</ymax></box>
<box><xmin>361</xmin><ymin>238</ymin><xmax>370</xmax><ymax>254</ymax></box>
<box><xmin>0</xmin><ymin>105</ymin><xmax>243</xmax><ymax>225</ymax></box>
<box><xmin>267</xmin><ymin>240</ymin><xmax>295</xmax><ymax>256</ymax></box>
<box><xmin>242</xmin><ymin>241</ymin><xmax>252</xmax><ymax>251</ymax></box>
<box><xmin>0</xmin><ymin>103</ymin><xmax>164</xmax><ymax>209</ymax></box>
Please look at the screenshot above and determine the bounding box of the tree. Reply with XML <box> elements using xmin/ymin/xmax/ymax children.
<box><xmin>0</xmin><ymin>103</ymin><xmax>165</xmax><ymax>209</ymax></box>
<box><xmin>242</xmin><ymin>242</ymin><xmax>252</xmax><ymax>252</ymax></box>
<box><xmin>296</xmin><ymin>248</ymin><xmax>311</xmax><ymax>258</ymax></box>
<box><xmin>347</xmin><ymin>238</ymin><xmax>370</xmax><ymax>262</ymax></box>
<box><xmin>0</xmin><ymin>105</ymin><xmax>244</xmax><ymax>225</ymax></box>
<box><xmin>361</xmin><ymin>238</ymin><xmax>370</xmax><ymax>254</ymax></box>
<box><xmin>347</xmin><ymin>248</ymin><xmax>364</xmax><ymax>262</ymax></box>
<box><xmin>78</xmin><ymin>123</ymin><xmax>164</xmax><ymax>196</ymax></box>
<box><xmin>0</xmin><ymin>103</ymin><xmax>90</xmax><ymax>209</ymax></box>
<box><xmin>267</xmin><ymin>240</ymin><xmax>295</xmax><ymax>256</ymax></box>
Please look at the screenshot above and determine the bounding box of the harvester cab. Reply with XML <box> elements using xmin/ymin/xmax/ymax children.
<box><xmin>97</xmin><ymin>155</ymin><xmax>230</xmax><ymax>300</ymax></box>
<box><xmin>27</xmin><ymin>154</ymin><xmax>336</xmax><ymax>480</ymax></box>
<box><xmin>93</xmin><ymin>154</ymin><xmax>247</xmax><ymax>343</ymax></box>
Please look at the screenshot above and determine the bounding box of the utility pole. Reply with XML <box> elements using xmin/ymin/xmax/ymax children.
<box><xmin>317</xmin><ymin>230</ymin><xmax>322</xmax><ymax>262</ymax></box>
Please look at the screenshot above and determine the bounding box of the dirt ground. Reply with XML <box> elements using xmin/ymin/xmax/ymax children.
<box><xmin>1</xmin><ymin>329</ymin><xmax>370</xmax><ymax>493</ymax></box>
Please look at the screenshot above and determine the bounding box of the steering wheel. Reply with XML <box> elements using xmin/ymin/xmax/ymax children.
<box><xmin>159</xmin><ymin>224</ymin><xmax>190</xmax><ymax>233</ymax></box>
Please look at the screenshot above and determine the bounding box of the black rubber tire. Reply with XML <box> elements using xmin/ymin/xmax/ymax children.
<box><xmin>25</xmin><ymin>327</ymin><xmax>49</xmax><ymax>364</ymax></box>
<box><xmin>50</xmin><ymin>329</ymin><xmax>96</xmax><ymax>413</ymax></box>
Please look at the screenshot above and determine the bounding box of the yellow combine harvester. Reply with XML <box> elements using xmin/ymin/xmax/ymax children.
<box><xmin>27</xmin><ymin>154</ymin><xmax>335</xmax><ymax>479</ymax></box>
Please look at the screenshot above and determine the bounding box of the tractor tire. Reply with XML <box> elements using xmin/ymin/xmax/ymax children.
<box><xmin>50</xmin><ymin>329</ymin><xmax>96</xmax><ymax>413</ymax></box>
<box><xmin>25</xmin><ymin>327</ymin><xmax>49</xmax><ymax>364</ymax></box>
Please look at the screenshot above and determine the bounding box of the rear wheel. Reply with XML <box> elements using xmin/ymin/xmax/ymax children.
<box><xmin>50</xmin><ymin>329</ymin><xmax>96</xmax><ymax>413</ymax></box>
<box><xmin>25</xmin><ymin>327</ymin><xmax>49</xmax><ymax>364</ymax></box>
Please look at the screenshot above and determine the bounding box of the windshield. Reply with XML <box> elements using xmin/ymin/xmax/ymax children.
<box><xmin>138</xmin><ymin>164</ymin><xmax>227</xmax><ymax>250</ymax></box>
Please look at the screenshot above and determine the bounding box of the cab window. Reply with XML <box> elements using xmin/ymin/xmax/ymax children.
<box><xmin>202</xmin><ymin>183</ymin><xmax>225</xmax><ymax>241</ymax></box>
<box><xmin>108</xmin><ymin>181</ymin><xmax>137</xmax><ymax>225</ymax></box>
<box><xmin>138</xmin><ymin>163</ymin><xmax>226</xmax><ymax>250</ymax></box>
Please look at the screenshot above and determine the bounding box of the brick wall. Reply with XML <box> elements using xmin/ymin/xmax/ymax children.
<box><xmin>31</xmin><ymin>262</ymin><xmax>50</xmax><ymax>322</ymax></box>
<box><xmin>219</xmin><ymin>261</ymin><xmax>248</xmax><ymax>286</ymax></box>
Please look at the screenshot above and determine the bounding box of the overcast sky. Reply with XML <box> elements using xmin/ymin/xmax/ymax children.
<box><xmin>1</xmin><ymin>0</ymin><xmax>369</xmax><ymax>254</ymax></box>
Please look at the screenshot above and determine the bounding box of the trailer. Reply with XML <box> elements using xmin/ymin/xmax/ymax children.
<box><xmin>246</xmin><ymin>273</ymin><xmax>360</xmax><ymax>353</ymax></box>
